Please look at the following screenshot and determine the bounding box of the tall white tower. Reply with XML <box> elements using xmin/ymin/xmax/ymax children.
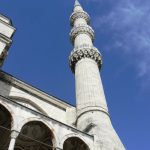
<box><xmin>69</xmin><ymin>1</ymin><xmax>125</xmax><ymax>149</ymax></box>
<box><xmin>0</xmin><ymin>14</ymin><xmax>15</xmax><ymax>66</ymax></box>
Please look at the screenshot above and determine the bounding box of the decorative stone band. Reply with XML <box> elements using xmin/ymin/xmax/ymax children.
<box><xmin>0</xmin><ymin>33</ymin><xmax>12</xmax><ymax>45</ymax></box>
<box><xmin>70</xmin><ymin>25</ymin><xmax>94</xmax><ymax>44</ymax></box>
<box><xmin>70</xmin><ymin>11</ymin><xmax>90</xmax><ymax>26</ymax></box>
<box><xmin>69</xmin><ymin>46</ymin><xmax>102</xmax><ymax>73</ymax></box>
<box><xmin>77</xmin><ymin>106</ymin><xmax>110</xmax><ymax>121</ymax></box>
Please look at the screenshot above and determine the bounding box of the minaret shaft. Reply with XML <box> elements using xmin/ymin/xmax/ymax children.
<box><xmin>75</xmin><ymin>58</ymin><xmax>108</xmax><ymax>118</ymax></box>
<box><xmin>74</xmin><ymin>34</ymin><xmax>93</xmax><ymax>47</ymax></box>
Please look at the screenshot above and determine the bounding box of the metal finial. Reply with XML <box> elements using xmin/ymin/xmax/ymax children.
<box><xmin>74</xmin><ymin>0</ymin><xmax>81</xmax><ymax>7</ymax></box>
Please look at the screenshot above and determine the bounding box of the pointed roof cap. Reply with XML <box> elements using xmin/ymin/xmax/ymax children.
<box><xmin>74</xmin><ymin>0</ymin><xmax>81</xmax><ymax>7</ymax></box>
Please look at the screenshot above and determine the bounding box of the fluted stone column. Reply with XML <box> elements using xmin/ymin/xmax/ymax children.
<box><xmin>69</xmin><ymin>1</ymin><xmax>125</xmax><ymax>150</ymax></box>
<box><xmin>8</xmin><ymin>130</ymin><xmax>19</xmax><ymax>150</ymax></box>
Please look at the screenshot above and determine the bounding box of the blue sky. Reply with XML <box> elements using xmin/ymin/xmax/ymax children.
<box><xmin>1</xmin><ymin>0</ymin><xmax>150</xmax><ymax>149</ymax></box>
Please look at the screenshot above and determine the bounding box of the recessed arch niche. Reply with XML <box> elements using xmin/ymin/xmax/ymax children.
<box><xmin>9</xmin><ymin>96</ymin><xmax>48</xmax><ymax>116</ymax></box>
<box><xmin>14</xmin><ymin>121</ymin><xmax>54</xmax><ymax>150</ymax></box>
<box><xmin>63</xmin><ymin>137</ymin><xmax>90</xmax><ymax>150</ymax></box>
<box><xmin>0</xmin><ymin>104</ymin><xmax>12</xmax><ymax>150</ymax></box>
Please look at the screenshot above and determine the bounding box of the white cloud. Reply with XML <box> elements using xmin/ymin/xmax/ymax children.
<box><xmin>90</xmin><ymin>0</ymin><xmax>150</xmax><ymax>80</ymax></box>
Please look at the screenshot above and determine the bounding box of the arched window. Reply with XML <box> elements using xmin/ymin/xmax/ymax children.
<box><xmin>0</xmin><ymin>104</ymin><xmax>12</xmax><ymax>150</ymax></box>
<box><xmin>63</xmin><ymin>137</ymin><xmax>90</xmax><ymax>150</ymax></box>
<box><xmin>14</xmin><ymin>121</ymin><xmax>54</xmax><ymax>150</ymax></box>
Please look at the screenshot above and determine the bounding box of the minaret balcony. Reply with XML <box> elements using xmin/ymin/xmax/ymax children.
<box><xmin>70</xmin><ymin>25</ymin><xmax>94</xmax><ymax>44</ymax></box>
<box><xmin>69</xmin><ymin>45</ymin><xmax>102</xmax><ymax>72</ymax></box>
<box><xmin>70</xmin><ymin>11</ymin><xmax>90</xmax><ymax>26</ymax></box>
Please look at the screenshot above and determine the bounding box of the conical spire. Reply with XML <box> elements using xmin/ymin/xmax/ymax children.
<box><xmin>74</xmin><ymin>0</ymin><xmax>81</xmax><ymax>7</ymax></box>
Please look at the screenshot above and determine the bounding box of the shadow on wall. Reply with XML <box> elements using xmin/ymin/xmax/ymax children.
<box><xmin>0</xmin><ymin>71</ymin><xmax>12</xmax><ymax>98</ymax></box>
<box><xmin>0</xmin><ymin>104</ymin><xmax>12</xmax><ymax>150</ymax></box>
<box><xmin>63</xmin><ymin>137</ymin><xmax>90</xmax><ymax>150</ymax></box>
<box><xmin>14</xmin><ymin>121</ymin><xmax>54</xmax><ymax>150</ymax></box>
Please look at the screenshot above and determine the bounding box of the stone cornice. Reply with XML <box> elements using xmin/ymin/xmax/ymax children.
<box><xmin>0</xmin><ymin>14</ymin><xmax>12</xmax><ymax>25</ymax></box>
<box><xmin>70</xmin><ymin>25</ymin><xmax>94</xmax><ymax>43</ymax></box>
<box><xmin>69</xmin><ymin>45</ymin><xmax>102</xmax><ymax>73</ymax></box>
<box><xmin>0</xmin><ymin>70</ymin><xmax>74</xmax><ymax>110</ymax></box>
<box><xmin>70</xmin><ymin>11</ymin><xmax>90</xmax><ymax>26</ymax></box>
<box><xmin>0</xmin><ymin>33</ymin><xmax>12</xmax><ymax>45</ymax></box>
<box><xmin>77</xmin><ymin>106</ymin><xmax>110</xmax><ymax>121</ymax></box>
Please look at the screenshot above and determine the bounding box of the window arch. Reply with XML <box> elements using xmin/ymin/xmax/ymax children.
<box><xmin>0</xmin><ymin>104</ymin><xmax>12</xmax><ymax>150</ymax></box>
<box><xmin>9</xmin><ymin>96</ymin><xmax>48</xmax><ymax>116</ymax></box>
<box><xmin>63</xmin><ymin>137</ymin><xmax>90</xmax><ymax>150</ymax></box>
<box><xmin>14</xmin><ymin>121</ymin><xmax>55</xmax><ymax>150</ymax></box>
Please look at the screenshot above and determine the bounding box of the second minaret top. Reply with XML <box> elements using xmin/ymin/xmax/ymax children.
<box><xmin>69</xmin><ymin>0</ymin><xmax>102</xmax><ymax>72</ymax></box>
<box><xmin>70</xmin><ymin>0</ymin><xmax>90</xmax><ymax>26</ymax></box>
<box><xmin>74</xmin><ymin>0</ymin><xmax>81</xmax><ymax>7</ymax></box>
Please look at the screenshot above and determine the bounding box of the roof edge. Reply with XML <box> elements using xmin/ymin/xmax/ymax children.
<box><xmin>0</xmin><ymin>70</ymin><xmax>75</xmax><ymax>110</ymax></box>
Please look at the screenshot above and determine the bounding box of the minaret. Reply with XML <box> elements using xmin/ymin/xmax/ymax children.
<box><xmin>0</xmin><ymin>14</ymin><xmax>15</xmax><ymax>66</ymax></box>
<box><xmin>69</xmin><ymin>1</ymin><xmax>125</xmax><ymax>149</ymax></box>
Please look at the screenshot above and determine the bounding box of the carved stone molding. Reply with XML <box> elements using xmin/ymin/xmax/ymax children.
<box><xmin>11</xmin><ymin>130</ymin><xmax>19</xmax><ymax>139</ymax></box>
<box><xmin>70</xmin><ymin>11</ymin><xmax>90</xmax><ymax>26</ymax></box>
<box><xmin>69</xmin><ymin>46</ymin><xmax>102</xmax><ymax>73</ymax></box>
<box><xmin>70</xmin><ymin>25</ymin><xmax>94</xmax><ymax>43</ymax></box>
